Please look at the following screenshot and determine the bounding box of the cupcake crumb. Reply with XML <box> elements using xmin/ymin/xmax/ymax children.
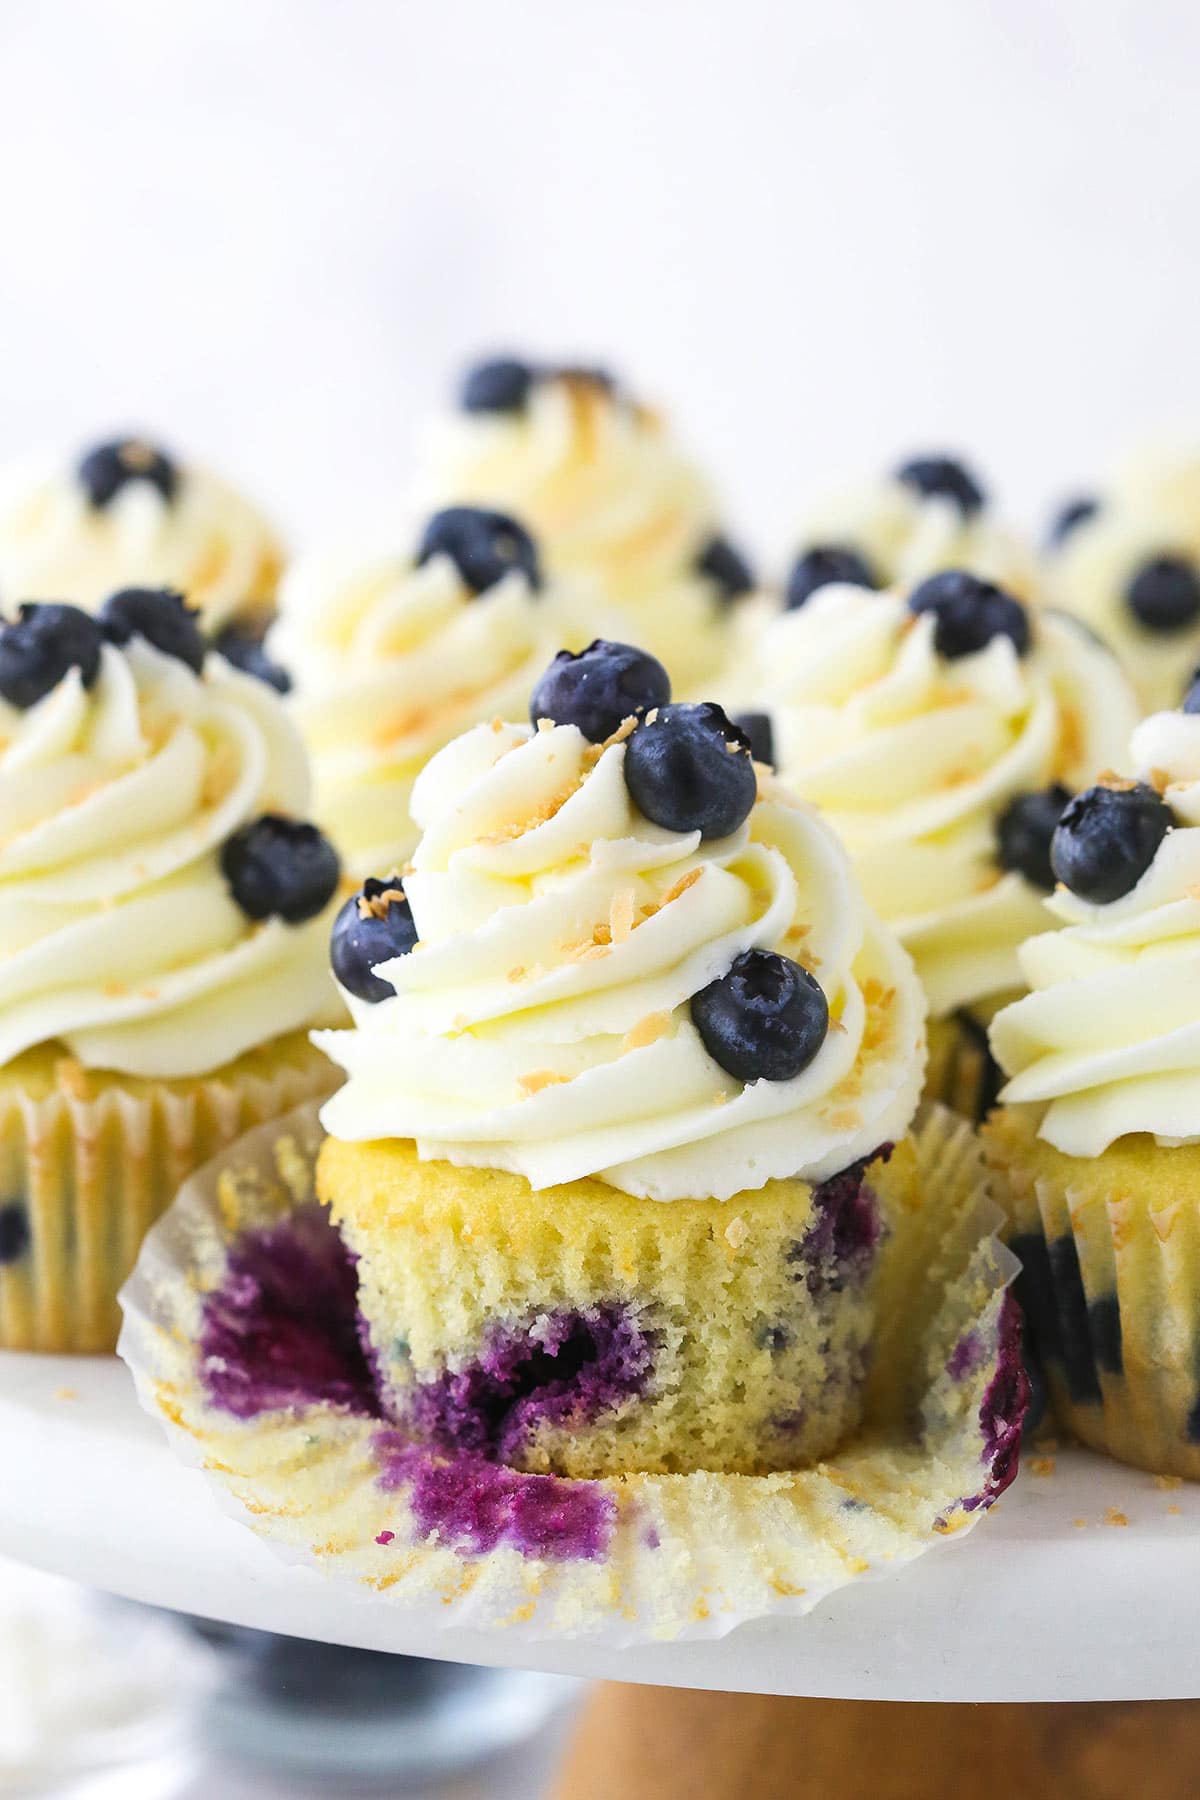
<box><xmin>1167</xmin><ymin>1504</ymin><xmax>1182</xmax><ymax>1516</ymax></box>
<box><xmin>1155</xmin><ymin>1474</ymin><xmax>1183</xmax><ymax>1491</ymax></box>
<box><xmin>724</xmin><ymin>1215</ymin><xmax>750</xmax><ymax>1251</ymax></box>
<box><xmin>1104</xmin><ymin>1507</ymin><xmax>1129</xmax><ymax>1528</ymax></box>
<box><xmin>623</xmin><ymin>1012</ymin><xmax>671</xmax><ymax>1052</ymax></box>
<box><xmin>54</xmin><ymin>1387</ymin><xmax>78</xmax><ymax>1402</ymax></box>
<box><xmin>519</xmin><ymin>1069</ymin><xmax>570</xmax><ymax>1096</ymax></box>
<box><xmin>1030</xmin><ymin>1456</ymin><xmax>1055</xmax><ymax>1477</ymax></box>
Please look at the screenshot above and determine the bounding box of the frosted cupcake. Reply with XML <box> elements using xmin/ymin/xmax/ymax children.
<box><xmin>271</xmin><ymin>505</ymin><xmax>593</xmax><ymax>876</ymax></box>
<box><xmin>314</xmin><ymin>639</ymin><xmax>927</xmax><ymax>1479</ymax></box>
<box><xmin>1046</xmin><ymin>448</ymin><xmax>1200</xmax><ymax>712</ymax></box>
<box><xmin>0</xmin><ymin>435</ymin><xmax>285</xmax><ymax>661</ymax></box>
<box><xmin>415</xmin><ymin>355</ymin><xmax>757</xmax><ymax>692</ymax></box>
<box><xmin>788</xmin><ymin>452</ymin><xmax>1040</xmax><ymax>608</ymax></box>
<box><xmin>0</xmin><ymin>594</ymin><xmax>340</xmax><ymax>1352</ymax></box>
<box><xmin>985</xmin><ymin>703</ymin><xmax>1200</xmax><ymax>1476</ymax></box>
<box><xmin>729</xmin><ymin>573</ymin><xmax>1138</xmax><ymax>1117</ymax></box>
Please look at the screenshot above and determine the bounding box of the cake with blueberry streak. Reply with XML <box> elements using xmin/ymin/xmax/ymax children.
<box><xmin>985</xmin><ymin>696</ymin><xmax>1200</xmax><ymax>1479</ymax></box>
<box><xmin>728</xmin><ymin>571</ymin><xmax>1139</xmax><ymax>1118</ymax></box>
<box><xmin>414</xmin><ymin>355</ymin><xmax>759</xmax><ymax>694</ymax></box>
<box><xmin>271</xmin><ymin>505</ymin><xmax>596</xmax><ymax>875</ymax></box>
<box><xmin>0</xmin><ymin>434</ymin><xmax>287</xmax><ymax>679</ymax></box>
<box><xmin>0</xmin><ymin>593</ymin><xmax>341</xmax><ymax>1352</ymax></box>
<box><xmin>313</xmin><ymin>638</ymin><xmax>928</xmax><ymax>1479</ymax></box>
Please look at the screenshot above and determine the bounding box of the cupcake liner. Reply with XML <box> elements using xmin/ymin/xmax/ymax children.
<box><xmin>987</xmin><ymin>1112</ymin><xmax>1200</xmax><ymax>1479</ymax></box>
<box><xmin>0</xmin><ymin>1040</ymin><xmax>337</xmax><ymax>1354</ymax></box>
<box><xmin>924</xmin><ymin>1011</ymin><xmax>1004</xmax><ymax>1125</ymax></box>
<box><xmin>118</xmin><ymin>1102</ymin><xmax>1026</xmax><ymax>1645</ymax></box>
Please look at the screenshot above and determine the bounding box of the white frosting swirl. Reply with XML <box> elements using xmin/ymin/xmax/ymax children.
<box><xmin>0</xmin><ymin>451</ymin><xmax>284</xmax><ymax>635</ymax></box>
<box><xmin>0</xmin><ymin>638</ymin><xmax>336</xmax><ymax>1078</ymax></box>
<box><xmin>1048</xmin><ymin>448</ymin><xmax>1200</xmax><ymax>712</ymax></box>
<box><xmin>733</xmin><ymin>584</ymin><xmax>1138</xmax><ymax>1017</ymax></box>
<box><xmin>316</xmin><ymin>716</ymin><xmax>926</xmax><ymax>1202</ymax></box>
<box><xmin>796</xmin><ymin>470</ymin><xmax>1040</xmax><ymax>601</ymax></box>
<box><xmin>992</xmin><ymin>709</ymin><xmax>1200</xmax><ymax>1156</ymax></box>
<box><xmin>271</xmin><ymin>545</ymin><xmax>595</xmax><ymax>875</ymax></box>
<box><xmin>416</xmin><ymin>372</ymin><xmax>742</xmax><ymax>689</ymax></box>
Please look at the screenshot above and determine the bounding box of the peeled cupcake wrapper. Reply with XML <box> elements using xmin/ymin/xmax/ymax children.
<box><xmin>0</xmin><ymin>1045</ymin><xmax>336</xmax><ymax>1354</ymax></box>
<box><xmin>118</xmin><ymin>1101</ymin><xmax>1025</xmax><ymax>1643</ymax></box>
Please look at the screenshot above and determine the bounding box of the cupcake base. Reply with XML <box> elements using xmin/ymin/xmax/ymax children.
<box><xmin>924</xmin><ymin>1009</ymin><xmax>1005</xmax><ymax>1124</ymax></box>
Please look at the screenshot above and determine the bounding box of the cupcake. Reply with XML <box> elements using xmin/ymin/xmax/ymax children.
<box><xmin>728</xmin><ymin>572</ymin><xmax>1139</xmax><ymax>1118</ymax></box>
<box><xmin>1046</xmin><ymin>447</ymin><xmax>1200</xmax><ymax>712</ymax></box>
<box><xmin>414</xmin><ymin>355</ymin><xmax>757</xmax><ymax>692</ymax></box>
<box><xmin>788</xmin><ymin>452</ymin><xmax>1040</xmax><ymax>607</ymax></box>
<box><xmin>0</xmin><ymin>434</ymin><xmax>285</xmax><ymax>660</ymax></box>
<box><xmin>314</xmin><ymin>638</ymin><xmax>928</xmax><ymax>1479</ymax></box>
<box><xmin>985</xmin><ymin>704</ymin><xmax>1200</xmax><ymax>1477</ymax></box>
<box><xmin>271</xmin><ymin>505</ymin><xmax>595</xmax><ymax>876</ymax></box>
<box><xmin>0</xmin><ymin>595</ymin><xmax>341</xmax><ymax>1352</ymax></box>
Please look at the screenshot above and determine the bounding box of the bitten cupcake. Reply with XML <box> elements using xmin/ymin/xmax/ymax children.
<box><xmin>414</xmin><ymin>355</ymin><xmax>758</xmax><ymax>692</ymax></box>
<box><xmin>314</xmin><ymin>639</ymin><xmax>927</xmax><ymax>1480</ymax></box>
<box><xmin>1047</xmin><ymin>448</ymin><xmax>1200</xmax><ymax>712</ymax></box>
<box><xmin>271</xmin><ymin>505</ymin><xmax>594</xmax><ymax>876</ymax></box>
<box><xmin>728</xmin><ymin>573</ymin><xmax>1138</xmax><ymax>1117</ymax></box>
<box><xmin>788</xmin><ymin>451</ymin><xmax>1040</xmax><ymax>608</ymax></box>
<box><xmin>0</xmin><ymin>434</ymin><xmax>285</xmax><ymax>661</ymax></box>
<box><xmin>0</xmin><ymin>594</ymin><xmax>341</xmax><ymax>1353</ymax></box>
<box><xmin>985</xmin><ymin>702</ymin><xmax>1200</xmax><ymax>1478</ymax></box>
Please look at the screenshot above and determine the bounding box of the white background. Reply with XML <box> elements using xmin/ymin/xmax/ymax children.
<box><xmin>1</xmin><ymin>0</ymin><xmax>1197</xmax><ymax>569</ymax></box>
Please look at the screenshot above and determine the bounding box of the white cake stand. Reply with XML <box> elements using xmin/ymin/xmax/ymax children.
<box><xmin>3</xmin><ymin>1349</ymin><xmax>1198</xmax><ymax>1703</ymax></box>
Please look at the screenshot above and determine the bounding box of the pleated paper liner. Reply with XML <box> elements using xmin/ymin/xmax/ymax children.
<box><xmin>985</xmin><ymin>1103</ymin><xmax>1200</xmax><ymax>1481</ymax></box>
<box><xmin>118</xmin><ymin>1102</ymin><xmax>1027</xmax><ymax>1645</ymax></box>
<box><xmin>0</xmin><ymin>1034</ymin><xmax>338</xmax><ymax>1354</ymax></box>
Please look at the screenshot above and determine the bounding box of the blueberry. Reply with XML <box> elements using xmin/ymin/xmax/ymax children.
<box><xmin>77</xmin><ymin>436</ymin><xmax>178</xmax><ymax>508</ymax></box>
<box><xmin>330</xmin><ymin>878</ymin><xmax>418</xmax><ymax>1001</ymax></box>
<box><xmin>416</xmin><ymin>506</ymin><xmax>541</xmax><ymax>596</ymax></box>
<box><xmin>1047</xmin><ymin>494</ymin><xmax>1100</xmax><ymax>546</ymax></box>
<box><xmin>99</xmin><ymin>587</ymin><xmax>205</xmax><ymax>674</ymax></box>
<box><xmin>691</xmin><ymin>949</ymin><xmax>829</xmax><ymax>1083</ymax></box>
<box><xmin>995</xmin><ymin>783</ymin><xmax>1072</xmax><ymax>891</ymax></box>
<box><xmin>695</xmin><ymin>535</ymin><xmax>755</xmax><ymax>604</ymax></box>
<box><xmin>1183</xmin><ymin>668</ymin><xmax>1200</xmax><ymax>714</ymax></box>
<box><xmin>623</xmin><ymin>702</ymin><xmax>757</xmax><ymax>839</ymax></box>
<box><xmin>785</xmin><ymin>544</ymin><xmax>878</xmax><ymax>611</ymax></box>
<box><xmin>894</xmin><ymin>454</ymin><xmax>985</xmax><ymax>517</ymax></box>
<box><xmin>908</xmin><ymin>570</ymin><xmax>1031</xmax><ymax>659</ymax></box>
<box><xmin>221</xmin><ymin>816</ymin><xmax>340</xmax><ymax>924</ymax></box>
<box><xmin>1125</xmin><ymin>555</ymin><xmax>1200</xmax><ymax>634</ymax></box>
<box><xmin>212</xmin><ymin>619</ymin><xmax>292</xmax><ymax>693</ymax></box>
<box><xmin>459</xmin><ymin>356</ymin><xmax>535</xmax><ymax>415</ymax></box>
<box><xmin>0</xmin><ymin>1201</ymin><xmax>30</xmax><ymax>1264</ymax></box>
<box><xmin>731</xmin><ymin>710</ymin><xmax>774</xmax><ymax>767</ymax></box>
<box><xmin>529</xmin><ymin>639</ymin><xmax>670</xmax><ymax>743</ymax></box>
<box><xmin>0</xmin><ymin>603</ymin><xmax>103</xmax><ymax>708</ymax></box>
<box><xmin>1050</xmin><ymin>782</ymin><xmax>1173</xmax><ymax>903</ymax></box>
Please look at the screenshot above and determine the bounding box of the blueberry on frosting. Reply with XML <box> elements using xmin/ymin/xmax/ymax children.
<box><xmin>211</xmin><ymin>619</ymin><xmax>291</xmax><ymax>693</ymax></box>
<box><xmin>996</xmin><ymin>783</ymin><xmax>1072</xmax><ymax>891</ymax></box>
<box><xmin>459</xmin><ymin>356</ymin><xmax>536</xmax><ymax>415</ymax></box>
<box><xmin>331</xmin><ymin>878</ymin><xmax>418</xmax><ymax>1002</ymax></box>
<box><xmin>623</xmin><ymin>702</ymin><xmax>757</xmax><ymax>840</ymax></box>
<box><xmin>1047</xmin><ymin>495</ymin><xmax>1100</xmax><ymax>546</ymax></box>
<box><xmin>0</xmin><ymin>602</ymin><xmax>103</xmax><ymax>708</ymax></box>
<box><xmin>221</xmin><ymin>816</ymin><xmax>340</xmax><ymax>925</ymax></box>
<box><xmin>908</xmin><ymin>570</ymin><xmax>1031</xmax><ymax>660</ymax></box>
<box><xmin>99</xmin><ymin>587</ymin><xmax>206</xmax><ymax>675</ymax></box>
<box><xmin>1050</xmin><ymin>781</ymin><xmax>1173</xmax><ymax>904</ymax></box>
<box><xmin>1125</xmin><ymin>555</ymin><xmax>1200</xmax><ymax>634</ymax></box>
<box><xmin>786</xmin><ymin>544</ymin><xmax>878</xmax><ymax>611</ymax></box>
<box><xmin>529</xmin><ymin>639</ymin><xmax>670</xmax><ymax>744</ymax></box>
<box><xmin>692</xmin><ymin>949</ymin><xmax>829</xmax><ymax>1083</ymax></box>
<box><xmin>416</xmin><ymin>506</ymin><xmax>541</xmax><ymax>596</ymax></box>
<box><xmin>695</xmin><ymin>535</ymin><xmax>755</xmax><ymax>605</ymax></box>
<box><xmin>731</xmin><ymin>710</ymin><xmax>774</xmax><ymax>768</ymax></box>
<box><xmin>77</xmin><ymin>436</ymin><xmax>178</xmax><ymax>509</ymax></box>
<box><xmin>894</xmin><ymin>454</ymin><xmax>986</xmax><ymax>517</ymax></box>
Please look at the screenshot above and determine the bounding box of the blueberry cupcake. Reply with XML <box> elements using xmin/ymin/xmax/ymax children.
<box><xmin>1047</xmin><ymin>448</ymin><xmax>1200</xmax><ymax>712</ymax></box>
<box><xmin>788</xmin><ymin>451</ymin><xmax>1040</xmax><ymax>608</ymax></box>
<box><xmin>728</xmin><ymin>573</ymin><xmax>1138</xmax><ymax>1118</ymax></box>
<box><xmin>414</xmin><ymin>355</ymin><xmax>757</xmax><ymax>692</ymax></box>
<box><xmin>313</xmin><ymin>638</ymin><xmax>927</xmax><ymax>1479</ymax></box>
<box><xmin>271</xmin><ymin>505</ymin><xmax>596</xmax><ymax>876</ymax></box>
<box><xmin>0</xmin><ymin>434</ymin><xmax>285</xmax><ymax>658</ymax></box>
<box><xmin>0</xmin><ymin>595</ymin><xmax>341</xmax><ymax>1352</ymax></box>
<box><xmin>985</xmin><ymin>701</ymin><xmax>1200</xmax><ymax>1476</ymax></box>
